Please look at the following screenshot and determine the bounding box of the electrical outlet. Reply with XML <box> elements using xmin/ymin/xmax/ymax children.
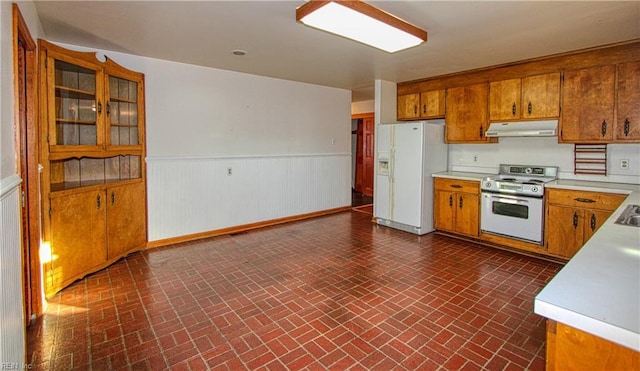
<box><xmin>227</xmin><ymin>167</ymin><xmax>232</xmax><ymax>176</ymax></box>
<box><xmin>620</xmin><ymin>159</ymin><xmax>629</xmax><ymax>170</ymax></box>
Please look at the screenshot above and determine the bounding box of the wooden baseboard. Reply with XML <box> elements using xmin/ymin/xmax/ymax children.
<box><xmin>434</xmin><ymin>231</ymin><xmax>566</xmax><ymax>264</ymax></box>
<box><xmin>146</xmin><ymin>206</ymin><xmax>352</xmax><ymax>249</ymax></box>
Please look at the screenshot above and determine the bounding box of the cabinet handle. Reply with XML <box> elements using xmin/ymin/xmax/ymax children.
<box><xmin>574</xmin><ymin>198</ymin><xmax>596</xmax><ymax>203</ymax></box>
<box><xmin>111</xmin><ymin>191</ymin><xmax>116</xmax><ymax>206</ymax></box>
<box><xmin>97</xmin><ymin>101</ymin><xmax>102</xmax><ymax>115</ymax></box>
<box><xmin>479</xmin><ymin>126</ymin><xmax>484</xmax><ymax>138</ymax></box>
<box><xmin>512</xmin><ymin>102</ymin><xmax>517</xmax><ymax>116</ymax></box>
<box><xmin>601</xmin><ymin>120</ymin><xmax>607</xmax><ymax>136</ymax></box>
<box><xmin>459</xmin><ymin>196</ymin><xmax>463</xmax><ymax>209</ymax></box>
<box><xmin>590</xmin><ymin>214</ymin><xmax>596</xmax><ymax>231</ymax></box>
<box><xmin>97</xmin><ymin>195</ymin><xmax>101</xmax><ymax>210</ymax></box>
<box><xmin>106</xmin><ymin>102</ymin><xmax>111</xmax><ymax>116</ymax></box>
<box><xmin>450</xmin><ymin>184</ymin><xmax>462</xmax><ymax>189</ymax></box>
<box><xmin>573</xmin><ymin>211</ymin><xmax>578</xmax><ymax>228</ymax></box>
<box><xmin>624</xmin><ymin>119</ymin><xmax>630</xmax><ymax>137</ymax></box>
<box><xmin>449</xmin><ymin>195</ymin><xmax>453</xmax><ymax>207</ymax></box>
<box><xmin>423</xmin><ymin>104</ymin><xmax>427</xmax><ymax>114</ymax></box>
<box><xmin>528</xmin><ymin>101</ymin><xmax>532</xmax><ymax>115</ymax></box>
<box><xmin>414</xmin><ymin>105</ymin><xmax>418</xmax><ymax>115</ymax></box>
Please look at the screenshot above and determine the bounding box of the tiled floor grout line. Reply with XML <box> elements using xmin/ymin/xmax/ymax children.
<box><xmin>82</xmin><ymin>279</ymin><xmax>93</xmax><ymax>371</ymax></box>
<box><xmin>127</xmin><ymin>255</ymin><xmax>172</xmax><ymax>369</ymax></box>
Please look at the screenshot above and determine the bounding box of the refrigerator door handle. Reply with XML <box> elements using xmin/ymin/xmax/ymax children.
<box><xmin>389</xmin><ymin>147</ymin><xmax>396</xmax><ymax>182</ymax></box>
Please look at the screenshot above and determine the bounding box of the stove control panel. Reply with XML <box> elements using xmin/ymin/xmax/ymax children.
<box><xmin>481</xmin><ymin>178</ymin><xmax>546</xmax><ymax>197</ymax></box>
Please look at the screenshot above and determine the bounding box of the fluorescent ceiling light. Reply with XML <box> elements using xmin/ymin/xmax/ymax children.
<box><xmin>296</xmin><ymin>1</ymin><xmax>427</xmax><ymax>53</ymax></box>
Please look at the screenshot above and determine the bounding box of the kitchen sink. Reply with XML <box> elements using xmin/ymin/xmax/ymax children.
<box><xmin>615</xmin><ymin>205</ymin><xmax>640</xmax><ymax>227</ymax></box>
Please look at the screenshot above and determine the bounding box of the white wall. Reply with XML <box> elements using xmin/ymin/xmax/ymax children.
<box><xmin>55</xmin><ymin>42</ymin><xmax>352</xmax><ymax>241</ymax></box>
<box><xmin>450</xmin><ymin>138</ymin><xmax>640</xmax><ymax>184</ymax></box>
<box><xmin>0</xmin><ymin>1</ymin><xmax>44</xmax><ymax>366</ymax></box>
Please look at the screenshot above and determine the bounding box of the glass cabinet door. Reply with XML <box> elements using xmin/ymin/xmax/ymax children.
<box><xmin>107</xmin><ymin>74</ymin><xmax>141</xmax><ymax>148</ymax></box>
<box><xmin>51</xmin><ymin>59</ymin><xmax>103</xmax><ymax>151</ymax></box>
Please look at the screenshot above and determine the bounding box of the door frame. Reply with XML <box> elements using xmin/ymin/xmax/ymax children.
<box><xmin>13</xmin><ymin>3</ymin><xmax>42</xmax><ymax>319</ymax></box>
<box><xmin>351</xmin><ymin>112</ymin><xmax>374</xmax><ymax>198</ymax></box>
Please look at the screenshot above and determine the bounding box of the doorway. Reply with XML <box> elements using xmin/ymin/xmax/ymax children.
<box><xmin>13</xmin><ymin>4</ymin><xmax>42</xmax><ymax>320</ymax></box>
<box><xmin>351</xmin><ymin>113</ymin><xmax>374</xmax><ymax>210</ymax></box>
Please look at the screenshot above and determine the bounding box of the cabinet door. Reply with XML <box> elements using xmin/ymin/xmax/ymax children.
<box><xmin>489</xmin><ymin>78</ymin><xmax>521</xmax><ymax>121</ymax></box>
<box><xmin>560</xmin><ymin>66</ymin><xmax>615</xmax><ymax>142</ymax></box>
<box><xmin>616</xmin><ymin>61</ymin><xmax>640</xmax><ymax>141</ymax></box>
<box><xmin>48</xmin><ymin>190</ymin><xmax>106</xmax><ymax>294</ymax></box>
<box><xmin>397</xmin><ymin>93</ymin><xmax>420</xmax><ymax>120</ymax></box>
<box><xmin>582</xmin><ymin>209</ymin><xmax>612</xmax><ymax>244</ymax></box>
<box><xmin>522</xmin><ymin>73</ymin><xmax>560</xmax><ymax>119</ymax></box>
<box><xmin>47</xmin><ymin>52</ymin><xmax>104</xmax><ymax>152</ymax></box>
<box><xmin>546</xmin><ymin>205</ymin><xmax>584</xmax><ymax>259</ymax></box>
<box><xmin>455</xmin><ymin>193</ymin><xmax>479</xmax><ymax>237</ymax></box>
<box><xmin>106</xmin><ymin>70</ymin><xmax>145</xmax><ymax>149</ymax></box>
<box><xmin>445</xmin><ymin>84</ymin><xmax>489</xmax><ymax>143</ymax></box>
<box><xmin>106</xmin><ymin>182</ymin><xmax>147</xmax><ymax>259</ymax></box>
<box><xmin>434</xmin><ymin>190</ymin><xmax>455</xmax><ymax>232</ymax></box>
<box><xmin>420</xmin><ymin>90</ymin><xmax>445</xmax><ymax>118</ymax></box>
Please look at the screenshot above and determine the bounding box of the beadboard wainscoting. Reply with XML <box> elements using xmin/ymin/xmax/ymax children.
<box><xmin>146</xmin><ymin>154</ymin><xmax>352</xmax><ymax>242</ymax></box>
<box><xmin>0</xmin><ymin>175</ymin><xmax>25</xmax><ymax>364</ymax></box>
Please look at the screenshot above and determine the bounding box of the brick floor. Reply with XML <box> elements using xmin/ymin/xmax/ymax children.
<box><xmin>27</xmin><ymin>211</ymin><xmax>561</xmax><ymax>370</ymax></box>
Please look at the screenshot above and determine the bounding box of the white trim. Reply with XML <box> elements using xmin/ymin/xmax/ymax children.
<box><xmin>0</xmin><ymin>175</ymin><xmax>22</xmax><ymax>199</ymax></box>
<box><xmin>146</xmin><ymin>153</ymin><xmax>352</xmax><ymax>162</ymax></box>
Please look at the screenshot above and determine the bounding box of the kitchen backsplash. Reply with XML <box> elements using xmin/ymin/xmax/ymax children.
<box><xmin>449</xmin><ymin>137</ymin><xmax>640</xmax><ymax>184</ymax></box>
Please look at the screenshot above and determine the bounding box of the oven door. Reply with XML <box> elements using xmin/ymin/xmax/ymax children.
<box><xmin>481</xmin><ymin>192</ymin><xmax>544</xmax><ymax>244</ymax></box>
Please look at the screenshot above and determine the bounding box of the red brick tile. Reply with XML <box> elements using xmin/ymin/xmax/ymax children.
<box><xmin>27</xmin><ymin>212</ymin><xmax>561</xmax><ymax>370</ymax></box>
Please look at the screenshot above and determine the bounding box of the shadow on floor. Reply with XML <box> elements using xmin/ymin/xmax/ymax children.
<box><xmin>352</xmin><ymin>189</ymin><xmax>373</xmax><ymax>207</ymax></box>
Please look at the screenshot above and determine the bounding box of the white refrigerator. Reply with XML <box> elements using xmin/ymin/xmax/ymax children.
<box><xmin>374</xmin><ymin>120</ymin><xmax>448</xmax><ymax>235</ymax></box>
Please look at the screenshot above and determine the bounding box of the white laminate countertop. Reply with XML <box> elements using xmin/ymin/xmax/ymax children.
<box><xmin>433</xmin><ymin>172</ymin><xmax>640</xmax><ymax>351</ymax></box>
<box><xmin>535</xmin><ymin>180</ymin><xmax>640</xmax><ymax>352</ymax></box>
<box><xmin>432</xmin><ymin>171</ymin><xmax>491</xmax><ymax>182</ymax></box>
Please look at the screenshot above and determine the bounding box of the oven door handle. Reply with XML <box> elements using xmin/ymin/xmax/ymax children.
<box><xmin>485</xmin><ymin>193</ymin><xmax>532</xmax><ymax>205</ymax></box>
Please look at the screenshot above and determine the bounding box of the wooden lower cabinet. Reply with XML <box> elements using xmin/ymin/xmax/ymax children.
<box><xmin>48</xmin><ymin>189</ymin><xmax>107</xmax><ymax>294</ymax></box>
<box><xmin>46</xmin><ymin>181</ymin><xmax>146</xmax><ymax>296</ymax></box>
<box><xmin>545</xmin><ymin>189</ymin><xmax>626</xmax><ymax>259</ymax></box>
<box><xmin>434</xmin><ymin>178</ymin><xmax>480</xmax><ymax>237</ymax></box>
<box><xmin>546</xmin><ymin>320</ymin><xmax>640</xmax><ymax>371</ymax></box>
<box><xmin>106</xmin><ymin>182</ymin><xmax>147</xmax><ymax>259</ymax></box>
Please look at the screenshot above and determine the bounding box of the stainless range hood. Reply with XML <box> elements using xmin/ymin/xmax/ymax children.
<box><xmin>485</xmin><ymin>120</ymin><xmax>558</xmax><ymax>137</ymax></box>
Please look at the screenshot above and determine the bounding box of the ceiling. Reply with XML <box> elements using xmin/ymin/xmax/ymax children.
<box><xmin>32</xmin><ymin>1</ymin><xmax>640</xmax><ymax>102</ymax></box>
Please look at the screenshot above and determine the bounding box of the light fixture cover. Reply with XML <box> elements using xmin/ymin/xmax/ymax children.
<box><xmin>296</xmin><ymin>0</ymin><xmax>427</xmax><ymax>53</ymax></box>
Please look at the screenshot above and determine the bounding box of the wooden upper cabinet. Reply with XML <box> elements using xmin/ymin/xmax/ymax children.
<box><xmin>105</xmin><ymin>68</ymin><xmax>145</xmax><ymax>150</ymax></box>
<box><xmin>445</xmin><ymin>83</ymin><xmax>490</xmax><ymax>143</ymax></box>
<box><xmin>41</xmin><ymin>40</ymin><xmax>145</xmax><ymax>154</ymax></box>
<box><xmin>616</xmin><ymin>61</ymin><xmax>640</xmax><ymax>142</ymax></box>
<box><xmin>522</xmin><ymin>73</ymin><xmax>560</xmax><ymax>119</ymax></box>
<box><xmin>45</xmin><ymin>50</ymin><xmax>104</xmax><ymax>152</ymax></box>
<box><xmin>397</xmin><ymin>93</ymin><xmax>420</xmax><ymax>120</ymax></box>
<box><xmin>489</xmin><ymin>78</ymin><xmax>521</xmax><ymax>120</ymax></box>
<box><xmin>420</xmin><ymin>90</ymin><xmax>445</xmax><ymax>118</ymax></box>
<box><xmin>489</xmin><ymin>73</ymin><xmax>560</xmax><ymax>121</ymax></box>
<box><xmin>560</xmin><ymin>65</ymin><xmax>616</xmax><ymax>143</ymax></box>
<box><xmin>398</xmin><ymin>90</ymin><xmax>445</xmax><ymax>120</ymax></box>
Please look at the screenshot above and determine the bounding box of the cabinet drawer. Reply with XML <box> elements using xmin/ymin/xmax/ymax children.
<box><xmin>434</xmin><ymin>178</ymin><xmax>479</xmax><ymax>194</ymax></box>
<box><xmin>546</xmin><ymin>188</ymin><xmax>627</xmax><ymax>211</ymax></box>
